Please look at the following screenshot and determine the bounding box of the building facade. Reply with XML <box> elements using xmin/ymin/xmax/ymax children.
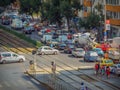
<box><xmin>106</xmin><ymin>0</ymin><xmax>120</xmax><ymax>37</ymax></box>
<box><xmin>79</xmin><ymin>0</ymin><xmax>120</xmax><ymax>38</ymax></box>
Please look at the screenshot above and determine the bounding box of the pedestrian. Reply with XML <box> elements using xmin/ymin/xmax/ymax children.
<box><xmin>51</xmin><ymin>61</ymin><xmax>56</xmax><ymax>76</ymax></box>
<box><xmin>104</xmin><ymin>52</ymin><xmax>109</xmax><ymax>59</ymax></box>
<box><xmin>80</xmin><ymin>82</ymin><xmax>87</xmax><ymax>90</ymax></box>
<box><xmin>106</xmin><ymin>66</ymin><xmax>110</xmax><ymax>79</ymax></box>
<box><xmin>100</xmin><ymin>65</ymin><xmax>105</xmax><ymax>77</ymax></box>
<box><xmin>94</xmin><ymin>62</ymin><xmax>100</xmax><ymax>76</ymax></box>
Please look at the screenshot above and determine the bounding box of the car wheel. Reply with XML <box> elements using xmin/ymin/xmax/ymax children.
<box><xmin>2</xmin><ymin>60</ymin><xmax>6</xmax><ymax>64</ymax></box>
<box><xmin>54</xmin><ymin>51</ymin><xmax>57</xmax><ymax>55</ymax></box>
<box><xmin>19</xmin><ymin>59</ymin><xmax>23</xmax><ymax>62</ymax></box>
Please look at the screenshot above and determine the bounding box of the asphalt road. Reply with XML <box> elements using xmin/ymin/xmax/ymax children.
<box><xmin>0</xmin><ymin>63</ymin><xmax>49</xmax><ymax>90</ymax></box>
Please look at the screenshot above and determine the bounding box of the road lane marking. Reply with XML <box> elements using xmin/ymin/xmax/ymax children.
<box><xmin>0</xmin><ymin>84</ymin><xmax>2</xmax><ymax>87</ymax></box>
<box><xmin>4</xmin><ymin>81</ymin><xmax>10</xmax><ymax>87</ymax></box>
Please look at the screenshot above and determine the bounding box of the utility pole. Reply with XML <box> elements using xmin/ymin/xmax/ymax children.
<box><xmin>104</xmin><ymin>0</ymin><xmax>107</xmax><ymax>42</ymax></box>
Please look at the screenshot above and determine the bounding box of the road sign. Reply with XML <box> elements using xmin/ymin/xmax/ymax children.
<box><xmin>106</xmin><ymin>20</ymin><xmax>110</xmax><ymax>24</ymax></box>
<box><xmin>106</xmin><ymin>24</ymin><xmax>110</xmax><ymax>30</ymax></box>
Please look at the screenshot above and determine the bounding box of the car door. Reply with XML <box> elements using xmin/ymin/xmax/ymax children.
<box><xmin>43</xmin><ymin>47</ymin><xmax>50</xmax><ymax>54</ymax></box>
<box><xmin>3</xmin><ymin>53</ymin><xmax>12</xmax><ymax>62</ymax></box>
<box><xmin>46</xmin><ymin>47</ymin><xmax>53</xmax><ymax>54</ymax></box>
<box><xmin>12</xmin><ymin>53</ymin><xmax>18</xmax><ymax>62</ymax></box>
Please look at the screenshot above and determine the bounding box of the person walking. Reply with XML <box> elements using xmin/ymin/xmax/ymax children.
<box><xmin>106</xmin><ymin>66</ymin><xmax>110</xmax><ymax>79</ymax></box>
<box><xmin>51</xmin><ymin>61</ymin><xmax>56</xmax><ymax>77</ymax></box>
<box><xmin>94</xmin><ymin>62</ymin><xmax>100</xmax><ymax>76</ymax></box>
<box><xmin>80</xmin><ymin>82</ymin><xmax>87</xmax><ymax>90</ymax></box>
<box><xmin>100</xmin><ymin>65</ymin><xmax>105</xmax><ymax>77</ymax></box>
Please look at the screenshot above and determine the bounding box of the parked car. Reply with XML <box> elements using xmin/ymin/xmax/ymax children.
<box><xmin>110</xmin><ymin>64</ymin><xmax>120</xmax><ymax>75</ymax></box>
<box><xmin>100</xmin><ymin>59</ymin><xmax>114</xmax><ymax>67</ymax></box>
<box><xmin>23</xmin><ymin>26</ymin><xmax>32</xmax><ymax>34</ymax></box>
<box><xmin>37</xmin><ymin>46</ymin><xmax>59</xmax><ymax>55</ymax></box>
<box><xmin>108</xmin><ymin>48</ymin><xmax>120</xmax><ymax>60</ymax></box>
<box><xmin>92</xmin><ymin>48</ymin><xmax>104</xmax><ymax>56</ymax></box>
<box><xmin>84</xmin><ymin>51</ymin><xmax>98</xmax><ymax>62</ymax></box>
<box><xmin>11</xmin><ymin>18</ymin><xmax>23</xmax><ymax>29</ymax></box>
<box><xmin>64</xmin><ymin>43</ymin><xmax>75</xmax><ymax>54</ymax></box>
<box><xmin>56</xmin><ymin>43</ymin><xmax>67</xmax><ymax>50</ymax></box>
<box><xmin>72</xmin><ymin>48</ymin><xmax>85</xmax><ymax>58</ymax></box>
<box><xmin>0</xmin><ymin>52</ymin><xmax>25</xmax><ymax>64</ymax></box>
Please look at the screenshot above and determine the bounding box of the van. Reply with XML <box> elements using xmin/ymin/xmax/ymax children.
<box><xmin>0</xmin><ymin>52</ymin><xmax>25</xmax><ymax>64</ymax></box>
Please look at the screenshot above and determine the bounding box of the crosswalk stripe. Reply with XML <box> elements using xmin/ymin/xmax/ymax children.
<box><xmin>0</xmin><ymin>84</ymin><xmax>2</xmax><ymax>87</ymax></box>
<box><xmin>4</xmin><ymin>81</ymin><xmax>11</xmax><ymax>87</ymax></box>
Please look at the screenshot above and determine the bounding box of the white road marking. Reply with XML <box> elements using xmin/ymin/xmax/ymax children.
<box><xmin>4</xmin><ymin>81</ymin><xmax>10</xmax><ymax>87</ymax></box>
<box><xmin>0</xmin><ymin>84</ymin><xmax>2</xmax><ymax>87</ymax></box>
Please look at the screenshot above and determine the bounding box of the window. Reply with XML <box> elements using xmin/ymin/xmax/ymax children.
<box><xmin>13</xmin><ymin>54</ymin><xmax>18</xmax><ymax>57</ymax></box>
<box><xmin>2</xmin><ymin>53</ymin><xmax>11</xmax><ymax>57</ymax></box>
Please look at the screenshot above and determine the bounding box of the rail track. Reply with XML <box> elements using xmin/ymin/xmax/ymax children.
<box><xmin>0</xmin><ymin>29</ymin><xmax>120</xmax><ymax>90</ymax></box>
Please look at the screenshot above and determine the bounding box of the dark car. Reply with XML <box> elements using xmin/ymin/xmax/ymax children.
<box><xmin>64</xmin><ymin>43</ymin><xmax>75</xmax><ymax>54</ymax></box>
<box><xmin>84</xmin><ymin>51</ymin><xmax>98</xmax><ymax>62</ymax></box>
<box><xmin>56</xmin><ymin>43</ymin><xmax>67</xmax><ymax>50</ymax></box>
<box><xmin>2</xmin><ymin>19</ymin><xmax>11</xmax><ymax>25</ymax></box>
<box><xmin>23</xmin><ymin>26</ymin><xmax>32</xmax><ymax>34</ymax></box>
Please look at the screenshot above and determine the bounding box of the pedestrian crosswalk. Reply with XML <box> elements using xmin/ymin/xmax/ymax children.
<box><xmin>0</xmin><ymin>79</ymin><xmax>38</xmax><ymax>89</ymax></box>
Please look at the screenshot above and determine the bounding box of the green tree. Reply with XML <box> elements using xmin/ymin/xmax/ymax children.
<box><xmin>19</xmin><ymin>0</ymin><xmax>42</xmax><ymax>19</ymax></box>
<box><xmin>0</xmin><ymin>0</ymin><xmax>15</xmax><ymax>7</ymax></box>
<box><xmin>79</xmin><ymin>13</ymin><xmax>100</xmax><ymax>30</ymax></box>
<box><xmin>60</xmin><ymin>0</ymin><xmax>73</xmax><ymax>29</ymax></box>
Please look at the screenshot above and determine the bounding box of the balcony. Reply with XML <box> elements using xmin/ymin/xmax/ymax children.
<box><xmin>110</xmin><ymin>19</ymin><xmax>120</xmax><ymax>26</ymax></box>
<box><xmin>84</xmin><ymin>0</ymin><xmax>92</xmax><ymax>7</ymax></box>
<box><xmin>106</xmin><ymin>5</ymin><xmax>120</xmax><ymax>12</ymax></box>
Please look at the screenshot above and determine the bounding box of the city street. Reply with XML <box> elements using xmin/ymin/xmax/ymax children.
<box><xmin>0</xmin><ymin>62</ymin><xmax>50</xmax><ymax>90</ymax></box>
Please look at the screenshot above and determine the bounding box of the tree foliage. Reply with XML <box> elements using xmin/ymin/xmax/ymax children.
<box><xmin>79</xmin><ymin>13</ymin><xmax>101</xmax><ymax>29</ymax></box>
<box><xmin>0</xmin><ymin>0</ymin><xmax>15</xmax><ymax>7</ymax></box>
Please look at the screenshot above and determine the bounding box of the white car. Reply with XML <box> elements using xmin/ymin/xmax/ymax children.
<box><xmin>0</xmin><ymin>52</ymin><xmax>25</xmax><ymax>64</ymax></box>
<box><xmin>110</xmin><ymin>64</ymin><xmax>120</xmax><ymax>75</ymax></box>
<box><xmin>37</xmin><ymin>46</ymin><xmax>59</xmax><ymax>55</ymax></box>
<box><xmin>72</xmin><ymin>48</ymin><xmax>85</xmax><ymax>57</ymax></box>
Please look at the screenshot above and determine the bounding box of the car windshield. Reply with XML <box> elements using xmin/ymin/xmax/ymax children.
<box><xmin>68</xmin><ymin>45</ymin><xmax>74</xmax><ymax>49</ymax></box>
<box><xmin>90</xmin><ymin>52</ymin><xmax>97</xmax><ymax>56</ymax></box>
<box><xmin>105</xmin><ymin>60</ymin><xmax>113</xmax><ymax>63</ymax></box>
<box><xmin>117</xmin><ymin>64</ymin><xmax>120</xmax><ymax>68</ymax></box>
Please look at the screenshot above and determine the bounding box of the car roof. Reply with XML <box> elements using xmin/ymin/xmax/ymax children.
<box><xmin>0</xmin><ymin>52</ymin><xmax>15</xmax><ymax>54</ymax></box>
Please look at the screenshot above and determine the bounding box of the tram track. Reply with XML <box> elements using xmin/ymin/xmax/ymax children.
<box><xmin>0</xmin><ymin>29</ymin><xmax>120</xmax><ymax>90</ymax></box>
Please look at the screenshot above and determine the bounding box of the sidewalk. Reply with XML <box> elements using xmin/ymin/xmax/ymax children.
<box><xmin>26</xmin><ymin>65</ymin><xmax>101</xmax><ymax>90</ymax></box>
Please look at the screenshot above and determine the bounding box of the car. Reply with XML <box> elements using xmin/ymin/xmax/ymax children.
<box><xmin>37</xmin><ymin>46</ymin><xmax>59</xmax><ymax>55</ymax></box>
<box><xmin>100</xmin><ymin>59</ymin><xmax>114</xmax><ymax>67</ymax></box>
<box><xmin>0</xmin><ymin>52</ymin><xmax>25</xmax><ymax>64</ymax></box>
<box><xmin>72</xmin><ymin>48</ymin><xmax>85</xmax><ymax>58</ymax></box>
<box><xmin>11</xmin><ymin>18</ymin><xmax>23</xmax><ymax>29</ymax></box>
<box><xmin>64</xmin><ymin>43</ymin><xmax>75</xmax><ymax>54</ymax></box>
<box><xmin>110</xmin><ymin>64</ymin><xmax>120</xmax><ymax>75</ymax></box>
<box><xmin>23</xmin><ymin>26</ymin><xmax>32</xmax><ymax>34</ymax></box>
<box><xmin>108</xmin><ymin>48</ymin><xmax>120</xmax><ymax>60</ymax></box>
<box><xmin>92</xmin><ymin>48</ymin><xmax>104</xmax><ymax>56</ymax></box>
<box><xmin>56</xmin><ymin>43</ymin><xmax>67</xmax><ymax>50</ymax></box>
<box><xmin>84</xmin><ymin>51</ymin><xmax>98</xmax><ymax>62</ymax></box>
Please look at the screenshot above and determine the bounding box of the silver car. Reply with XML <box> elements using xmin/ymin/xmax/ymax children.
<box><xmin>111</xmin><ymin>64</ymin><xmax>120</xmax><ymax>75</ymax></box>
<box><xmin>72</xmin><ymin>48</ymin><xmax>85</xmax><ymax>57</ymax></box>
<box><xmin>37</xmin><ymin>46</ymin><xmax>59</xmax><ymax>55</ymax></box>
<box><xmin>0</xmin><ymin>52</ymin><xmax>25</xmax><ymax>64</ymax></box>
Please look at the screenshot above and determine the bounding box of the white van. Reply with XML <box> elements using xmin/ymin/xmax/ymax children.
<box><xmin>0</xmin><ymin>52</ymin><xmax>25</xmax><ymax>64</ymax></box>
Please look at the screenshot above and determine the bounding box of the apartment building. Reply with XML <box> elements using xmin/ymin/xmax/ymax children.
<box><xmin>106</xmin><ymin>0</ymin><xmax>120</xmax><ymax>37</ymax></box>
<box><xmin>79</xmin><ymin>0</ymin><xmax>120</xmax><ymax>37</ymax></box>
